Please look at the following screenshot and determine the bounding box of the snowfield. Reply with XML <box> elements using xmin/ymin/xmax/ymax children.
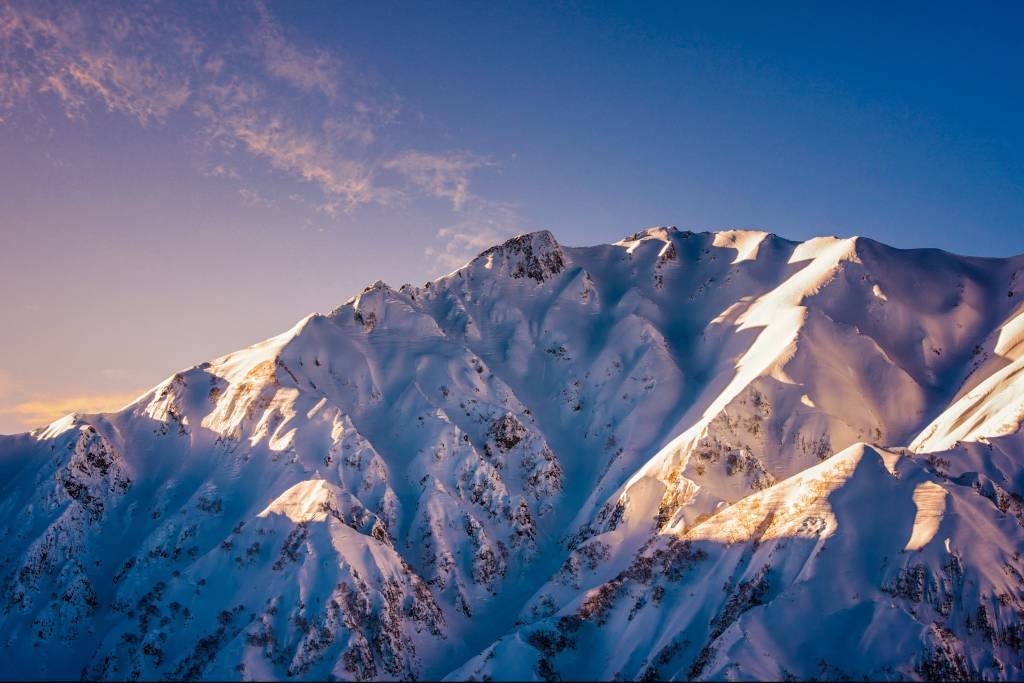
<box><xmin>2</xmin><ymin>227</ymin><xmax>1024</xmax><ymax>681</ymax></box>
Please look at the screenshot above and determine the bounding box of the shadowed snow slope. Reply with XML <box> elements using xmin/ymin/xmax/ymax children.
<box><xmin>2</xmin><ymin>228</ymin><xmax>1024</xmax><ymax>681</ymax></box>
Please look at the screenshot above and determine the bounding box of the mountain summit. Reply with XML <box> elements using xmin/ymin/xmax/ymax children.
<box><xmin>2</xmin><ymin>228</ymin><xmax>1024</xmax><ymax>681</ymax></box>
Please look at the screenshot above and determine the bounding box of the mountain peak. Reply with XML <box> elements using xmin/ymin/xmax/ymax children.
<box><xmin>473</xmin><ymin>229</ymin><xmax>566</xmax><ymax>282</ymax></box>
<box><xmin>619</xmin><ymin>225</ymin><xmax>681</xmax><ymax>243</ymax></box>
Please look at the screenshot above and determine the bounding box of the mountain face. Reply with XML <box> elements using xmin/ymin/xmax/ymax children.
<box><xmin>2</xmin><ymin>227</ymin><xmax>1024</xmax><ymax>681</ymax></box>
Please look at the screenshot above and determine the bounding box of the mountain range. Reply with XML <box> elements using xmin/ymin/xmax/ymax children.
<box><xmin>2</xmin><ymin>227</ymin><xmax>1024</xmax><ymax>681</ymax></box>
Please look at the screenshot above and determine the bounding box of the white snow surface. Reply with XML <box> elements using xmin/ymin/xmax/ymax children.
<box><xmin>2</xmin><ymin>227</ymin><xmax>1024</xmax><ymax>680</ymax></box>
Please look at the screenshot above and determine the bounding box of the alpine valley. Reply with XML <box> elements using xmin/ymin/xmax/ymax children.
<box><xmin>4</xmin><ymin>227</ymin><xmax>1024</xmax><ymax>681</ymax></box>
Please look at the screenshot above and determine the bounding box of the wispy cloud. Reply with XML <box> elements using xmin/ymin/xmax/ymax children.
<box><xmin>1</xmin><ymin>0</ymin><xmax>501</xmax><ymax>215</ymax></box>
<box><xmin>207</xmin><ymin>163</ymin><xmax>240</xmax><ymax>179</ymax></box>
<box><xmin>197</xmin><ymin>79</ymin><xmax>395</xmax><ymax>211</ymax></box>
<box><xmin>53</xmin><ymin>52</ymin><xmax>191</xmax><ymax>124</ymax></box>
<box><xmin>385</xmin><ymin>150</ymin><xmax>492</xmax><ymax>211</ymax></box>
<box><xmin>238</xmin><ymin>186</ymin><xmax>272</xmax><ymax>207</ymax></box>
<box><xmin>0</xmin><ymin>390</ymin><xmax>145</xmax><ymax>432</ymax></box>
<box><xmin>1</xmin><ymin>2</ymin><xmax>193</xmax><ymax>124</ymax></box>
<box><xmin>252</xmin><ymin>1</ymin><xmax>340</xmax><ymax>100</ymax></box>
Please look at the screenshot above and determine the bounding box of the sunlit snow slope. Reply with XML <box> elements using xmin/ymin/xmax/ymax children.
<box><xmin>2</xmin><ymin>228</ymin><xmax>1024</xmax><ymax>681</ymax></box>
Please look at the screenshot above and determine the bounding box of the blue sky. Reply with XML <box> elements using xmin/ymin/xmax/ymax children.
<box><xmin>1</xmin><ymin>0</ymin><xmax>1022</xmax><ymax>431</ymax></box>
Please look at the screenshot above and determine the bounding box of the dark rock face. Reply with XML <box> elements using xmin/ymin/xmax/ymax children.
<box><xmin>58</xmin><ymin>426</ymin><xmax>132</xmax><ymax>522</ymax></box>
<box><xmin>479</xmin><ymin>231</ymin><xmax>566</xmax><ymax>283</ymax></box>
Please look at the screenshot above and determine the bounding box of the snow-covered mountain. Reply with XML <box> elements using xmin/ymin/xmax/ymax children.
<box><xmin>2</xmin><ymin>227</ymin><xmax>1024</xmax><ymax>681</ymax></box>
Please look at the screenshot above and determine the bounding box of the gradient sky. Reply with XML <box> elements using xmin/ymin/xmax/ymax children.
<box><xmin>1</xmin><ymin>0</ymin><xmax>1023</xmax><ymax>433</ymax></box>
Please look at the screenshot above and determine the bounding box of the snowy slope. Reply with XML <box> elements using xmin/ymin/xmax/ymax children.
<box><xmin>1</xmin><ymin>228</ymin><xmax>1023</xmax><ymax>681</ymax></box>
<box><xmin>452</xmin><ymin>442</ymin><xmax>1024</xmax><ymax>681</ymax></box>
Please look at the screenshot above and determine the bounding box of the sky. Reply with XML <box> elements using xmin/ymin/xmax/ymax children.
<box><xmin>1</xmin><ymin>0</ymin><xmax>1023</xmax><ymax>433</ymax></box>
